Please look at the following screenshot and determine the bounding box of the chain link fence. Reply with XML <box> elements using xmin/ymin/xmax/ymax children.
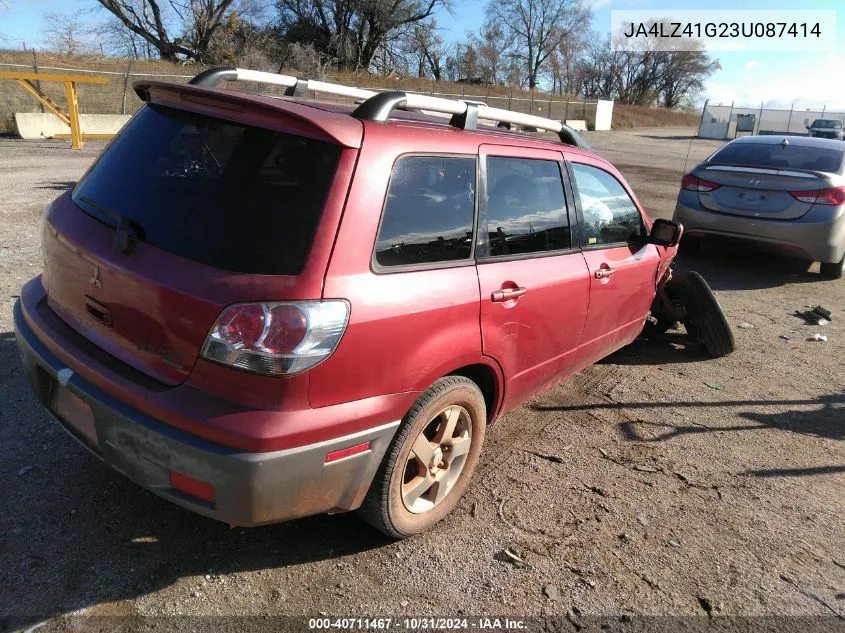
<box><xmin>0</xmin><ymin>53</ymin><xmax>600</xmax><ymax>135</ymax></box>
<box><xmin>697</xmin><ymin>100</ymin><xmax>845</xmax><ymax>140</ymax></box>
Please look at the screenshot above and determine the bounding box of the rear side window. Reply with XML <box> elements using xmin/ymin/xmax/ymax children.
<box><xmin>485</xmin><ymin>157</ymin><xmax>570</xmax><ymax>256</ymax></box>
<box><xmin>709</xmin><ymin>142</ymin><xmax>844</xmax><ymax>172</ymax></box>
<box><xmin>72</xmin><ymin>105</ymin><xmax>340</xmax><ymax>274</ymax></box>
<box><xmin>374</xmin><ymin>156</ymin><xmax>476</xmax><ymax>267</ymax></box>
<box><xmin>570</xmin><ymin>163</ymin><xmax>644</xmax><ymax>246</ymax></box>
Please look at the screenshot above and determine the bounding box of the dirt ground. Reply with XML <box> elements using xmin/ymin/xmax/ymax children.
<box><xmin>0</xmin><ymin>129</ymin><xmax>843</xmax><ymax>632</ymax></box>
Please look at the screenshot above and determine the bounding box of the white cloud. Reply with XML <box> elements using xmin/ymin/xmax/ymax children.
<box><xmin>744</xmin><ymin>60</ymin><xmax>760</xmax><ymax>71</ymax></box>
<box><xmin>706</xmin><ymin>52</ymin><xmax>845</xmax><ymax>110</ymax></box>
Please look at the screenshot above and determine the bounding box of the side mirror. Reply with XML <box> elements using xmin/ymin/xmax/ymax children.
<box><xmin>648</xmin><ymin>219</ymin><xmax>683</xmax><ymax>247</ymax></box>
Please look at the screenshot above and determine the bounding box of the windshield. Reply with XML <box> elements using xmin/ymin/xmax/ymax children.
<box><xmin>708</xmin><ymin>142</ymin><xmax>844</xmax><ymax>172</ymax></box>
<box><xmin>812</xmin><ymin>120</ymin><xmax>842</xmax><ymax>129</ymax></box>
<box><xmin>72</xmin><ymin>105</ymin><xmax>340</xmax><ymax>275</ymax></box>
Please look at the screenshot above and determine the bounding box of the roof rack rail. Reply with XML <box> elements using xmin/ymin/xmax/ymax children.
<box><xmin>188</xmin><ymin>66</ymin><xmax>592</xmax><ymax>150</ymax></box>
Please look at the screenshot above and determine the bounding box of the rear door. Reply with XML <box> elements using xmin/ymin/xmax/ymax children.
<box><xmin>568</xmin><ymin>160</ymin><xmax>660</xmax><ymax>366</ymax></box>
<box><xmin>476</xmin><ymin>145</ymin><xmax>590</xmax><ymax>410</ymax></box>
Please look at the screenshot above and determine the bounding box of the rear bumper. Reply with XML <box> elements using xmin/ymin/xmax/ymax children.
<box><xmin>14</xmin><ymin>290</ymin><xmax>399</xmax><ymax>527</ymax></box>
<box><xmin>674</xmin><ymin>193</ymin><xmax>845</xmax><ymax>264</ymax></box>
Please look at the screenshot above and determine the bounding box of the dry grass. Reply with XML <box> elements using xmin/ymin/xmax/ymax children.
<box><xmin>612</xmin><ymin>103</ymin><xmax>699</xmax><ymax>129</ymax></box>
<box><xmin>0</xmin><ymin>51</ymin><xmax>699</xmax><ymax>134</ymax></box>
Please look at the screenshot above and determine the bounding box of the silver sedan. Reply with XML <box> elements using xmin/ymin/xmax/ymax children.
<box><xmin>673</xmin><ymin>135</ymin><xmax>845</xmax><ymax>278</ymax></box>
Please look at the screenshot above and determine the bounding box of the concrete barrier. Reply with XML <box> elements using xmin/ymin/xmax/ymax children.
<box><xmin>565</xmin><ymin>119</ymin><xmax>588</xmax><ymax>131</ymax></box>
<box><xmin>594</xmin><ymin>99</ymin><xmax>614</xmax><ymax>131</ymax></box>
<box><xmin>13</xmin><ymin>113</ymin><xmax>131</xmax><ymax>139</ymax></box>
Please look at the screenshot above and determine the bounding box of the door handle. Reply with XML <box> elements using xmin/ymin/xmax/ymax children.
<box><xmin>594</xmin><ymin>267</ymin><xmax>616</xmax><ymax>279</ymax></box>
<box><xmin>491</xmin><ymin>287</ymin><xmax>528</xmax><ymax>302</ymax></box>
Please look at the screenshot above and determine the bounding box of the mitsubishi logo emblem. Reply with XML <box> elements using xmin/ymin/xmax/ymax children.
<box><xmin>89</xmin><ymin>266</ymin><xmax>103</xmax><ymax>289</ymax></box>
<box><xmin>748</xmin><ymin>178</ymin><xmax>761</xmax><ymax>186</ymax></box>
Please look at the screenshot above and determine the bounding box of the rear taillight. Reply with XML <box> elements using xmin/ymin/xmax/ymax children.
<box><xmin>681</xmin><ymin>174</ymin><xmax>721</xmax><ymax>192</ymax></box>
<box><xmin>200</xmin><ymin>301</ymin><xmax>349</xmax><ymax>376</ymax></box>
<box><xmin>789</xmin><ymin>186</ymin><xmax>845</xmax><ymax>206</ymax></box>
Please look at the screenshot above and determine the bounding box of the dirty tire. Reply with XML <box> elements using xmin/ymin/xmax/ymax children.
<box><xmin>358</xmin><ymin>376</ymin><xmax>486</xmax><ymax>539</ymax></box>
<box><xmin>680</xmin><ymin>236</ymin><xmax>703</xmax><ymax>255</ymax></box>
<box><xmin>820</xmin><ymin>255</ymin><xmax>844</xmax><ymax>280</ymax></box>
<box><xmin>668</xmin><ymin>271</ymin><xmax>735</xmax><ymax>358</ymax></box>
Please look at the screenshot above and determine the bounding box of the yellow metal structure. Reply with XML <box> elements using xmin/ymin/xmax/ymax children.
<box><xmin>0</xmin><ymin>71</ymin><xmax>109</xmax><ymax>149</ymax></box>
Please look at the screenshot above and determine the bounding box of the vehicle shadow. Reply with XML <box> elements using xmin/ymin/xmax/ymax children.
<box><xmin>674</xmin><ymin>247</ymin><xmax>827</xmax><ymax>291</ymax></box>
<box><xmin>638</xmin><ymin>134</ymin><xmax>698</xmax><ymax>141</ymax></box>
<box><xmin>0</xmin><ymin>330</ymin><xmax>392</xmax><ymax>631</ymax></box>
<box><xmin>531</xmin><ymin>392</ymin><xmax>845</xmax><ymax>443</ymax></box>
<box><xmin>742</xmin><ymin>465</ymin><xmax>845</xmax><ymax>478</ymax></box>
<box><xmin>617</xmin><ymin>392</ymin><xmax>844</xmax><ymax>443</ymax></box>
<box><xmin>603</xmin><ymin>331</ymin><xmax>711</xmax><ymax>366</ymax></box>
<box><xmin>35</xmin><ymin>181</ymin><xmax>76</xmax><ymax>191</ymax></box>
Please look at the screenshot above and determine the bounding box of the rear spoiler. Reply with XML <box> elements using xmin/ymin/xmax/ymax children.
<box><xmin>704</xmin><ymin>165</ymin><xmax>827</xmax><ymax>180</ymax></box>
<box><xmin>133</xmin><ymin>81</ymin><xmax>363</xmax><ymax>148</ymax></box>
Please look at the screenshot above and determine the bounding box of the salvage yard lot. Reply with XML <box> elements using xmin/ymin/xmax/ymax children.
<box><xmin>1</xmin><ymin>128</ymin><xmax>843</xmax><ymax>629</ymax></box>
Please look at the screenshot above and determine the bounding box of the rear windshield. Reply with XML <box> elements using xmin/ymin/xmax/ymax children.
<box><xmin>72</xmin><ymin>105</ymin><xmax>340</xmax><ymax>274</ymax></box>
<box><xmin>708</xmin><ymin>142</ymin><xmax>844</xmax><ymax>173</ymax></box>
<box><xmin>812</xmin><ymin>120</ymin><xmax>842</xmax><ymax>129</ymax></box>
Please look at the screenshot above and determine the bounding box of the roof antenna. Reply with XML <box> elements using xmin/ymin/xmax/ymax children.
<box><xmin>781</xmin><ymin>137</ymin><xmax>789</xmax><ymax>146</ymax></box>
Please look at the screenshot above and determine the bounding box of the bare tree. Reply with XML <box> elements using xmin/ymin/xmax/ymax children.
<box><xmin>42</xmin><ymin>11</ymin><xmax>93</xmax><ymax>56</ymax></box>
<box><xmin>275</xmin><ymin>0</ymin><xmax>449</xmax><ymax>72</ymax></box>
<box><xmin>0</xmin><ymin>0</ymin><xmax>15</xmax><ymax>42</ymax></box>
<box><xmin>659</xmin><ymin>49</ymin><xmax>720</xmax><ymax>108</ymax></box>
<box><xmin>471</xmin><ymin>18</ymin><xmax>506</xmax><ymax>84</ymax></box>
<box><xmin>403</xmin><ymin>20</ymin><xmax>446</xmax><ymax>79</ymax></box>
<box><xmin>278</xmin><ymin>41</ymin><xmax>325</xmax><ymax>74</ymax></box>
<box><xmin>94</xmin><ymin>0</ymin><xmax>241</xmax><ymax>62</ymax></box>
<box><xmin>456</xmin><ymin>41</ymin><xmax>479</xmax><ymax>81</ymax></box>
<box><xmin>486</xmin><ymin>0</ymin><xmax>589</xmax><ymax>89</ymax></box>
<box><xmin>573</xmin><ymin>32</ymin><xmax>618</xmax><ymax>99</ymax></box>
<box><xmin>574</xmin><ymin>25</ymin><xmax>719</xmax><ymax>108</ymax></box>
<box><xmin>95</xmin><ymin>16</ymin><xmax>149</xmax><ymax>58</ymax></box>
<box><xmin>547</xmin><ymin>33</ymin><xmax>586</xmax><ymax>95</ymax></box>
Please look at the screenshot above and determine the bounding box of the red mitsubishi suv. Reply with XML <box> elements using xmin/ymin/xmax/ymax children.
<box><xmin>14</xmin><ymin>67</ymin><xmax>732</xmax><ymax>538</ymax></box>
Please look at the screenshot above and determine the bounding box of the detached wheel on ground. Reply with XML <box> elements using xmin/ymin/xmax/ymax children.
<box><xmin>666</xmin><ymin>271</ymin><xmax>735</xmax><ymax>358</ymax></box>
<box><xmin>819</xmin><ymin>255</ymin><xmax>844</xmax><ymax>280</ymax></box>
<box><xmin>358</xmin><ymin>376</ymin><xmax>486</xmax><ymax>539</ymax></box>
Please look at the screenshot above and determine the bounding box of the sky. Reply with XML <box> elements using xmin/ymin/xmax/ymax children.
<box><xmin>1</xmin><ymin>0</ymin><xmax>843</xmax><ymax>109</ymax></box>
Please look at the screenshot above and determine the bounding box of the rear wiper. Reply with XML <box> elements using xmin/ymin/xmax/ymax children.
<box><xmin>77</xmin><ymin>196</ymin><xmax>145</xmax><ymax>254</ymax></box>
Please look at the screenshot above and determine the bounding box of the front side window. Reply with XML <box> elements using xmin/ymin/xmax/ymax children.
<box><xmin>484</xmin><ymin>157</ymin><xmax>570</xmax><ymax>256</ymax></box>
<box><xmin>374</xmin><ymin>156</ymin><xmax>476</xmax><ymax>268</ymax></box>
<box><xmin>570</xmin><ymin>163</ymin><xmax>644</xmax><ymax>246</ymax></box>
